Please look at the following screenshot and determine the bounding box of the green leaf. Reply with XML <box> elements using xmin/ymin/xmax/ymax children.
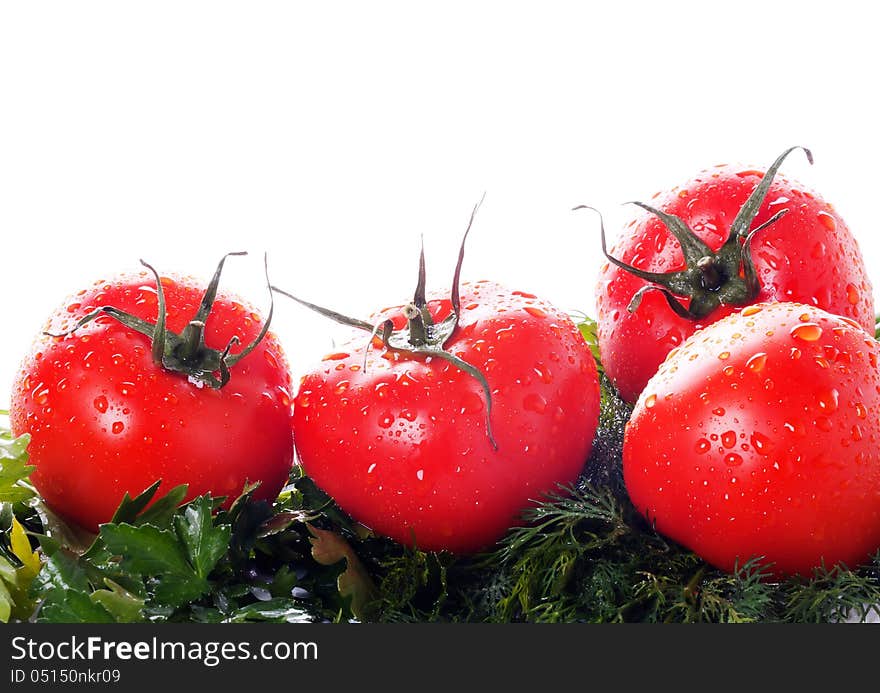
<box><xmin>33</xmin><ymin>550</ymin><xmax>116</xmax><ymax>623</ymax></box>
<box><xmin>109</xmin><ymin>481</ymin><xmax>188</xmax><ymax>529</ymax></box>
<box><xmin>40</xmin><ymin>590</ymin><xmax>116</xmax><ymax>623</ymax></box>
<box><xmin>90</xmin><ymin>580</ymin><xmax>145</xmax><ymax>623</ymax></box>
<box><xmin>224</xmin><ymin>598</ymin><xmax>314</xmax><ymax>623</ymax></box>
<box><xmin>173</xmin><ymin>495</ymin><xmax>232</xmax><ymax>580</ymax></box>
<box><xmin>572</xmin><ymin>312</ymin><xmax>603</xmax><ymax>374</ymax></box>
<box><xmin>0</xmin><ymin>432</ymin><xmax>35</xmax><ymax>504</ymax></box>
<box><xmin>100</xmin><ymin>523</ymin><xmax>209</xmax><ymax>608</ymax></box>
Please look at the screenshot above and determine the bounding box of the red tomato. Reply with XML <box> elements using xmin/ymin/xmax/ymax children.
<box><xmin>10</xmin><ymin>258</ymin><xmax>294</xmax><ymax>530</ymax></box>
<box><xmin>623</xmin><ymin>302</ymin><xmax>880</xmax><ymax>577</ymax></box>
<box><xmin>291</xmin><ymin>280</ymin><xmax>601</xmax><ymax>554</ymax></box>
<box><xmin>594</xmin><ymin>148</ymin><xmax>874</xmax><ymax>403</ymax></box>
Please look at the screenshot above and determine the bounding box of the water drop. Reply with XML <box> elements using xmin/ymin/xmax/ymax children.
<box><xmin>416</xmin><ymin>469</ymin><xmax>424</xmax><ymax>481</ymax></box>
<box><xmin>644</xmin><ymin>394</ymin><xmax>657</xmax><ymax>409</ymax></box>
<box><xmin>724</xmin><ymin>453</ymin><xmax>743</xmax><ymax>467</ymax></box>
<box><xmin>790</xmin><ymin>323</ymin><xmax>822</xmax><ymax>342</ymax></box>
<box><xmin>93</xmin><ymin>395</ymin><xmax>108</xmax><ymax>413</ymax></box>
<box><xmin>718</xmin><ymin>351</ymin><xmax>730</xmax><ymax>360</ymax></box>
<box><xmin>815</xmin><ymin>416</ymin><xmax>833</xmax><ymax>432</ymax></box>
<box><xmin>817</xmin><ymin>211</ymin><xmax>837</xmax><ymax>231</ymax></box>
<box><xmin>524</xmin><ymin>306</ymin><xmax>547</xmax><ymax>319</ymax></box>
<box><xmin>378</xmin><ymin>412</ymin><xmax>395</xmax><ymax>428</ymax></box>
<box><xmin>712</xmin><ymin>407</ymin><xmax>725</xmax><ymax>416</ymax></box>
<box><xmin>846</xmin><ymin>284</ymin><xmax>859</xmax><ymax>305</ymax></box>
<box><xmin>750</xmin><ymin>432</ymin><xmax>771</xmax><ymax>455</ymax></box>
<box><xmin>33</xmin><ymin>387</ymin><xmax>50</xmax><ymax>406</ymax></box>
<box><xmin>111</xmin><ymin>421</ymin><xmax>125</xmax><ymax>435</ymax></box>
<box><xmin>721</xmin><ymin>430</ymin><xmax>737</xmax><ymax>449</ymax></box>
<box><xmin>746</xmin><ymin>352</ymin><xmax>767</xmax><ymax>372</ymax></box>
<box><xmin>694</xmin><ymin>439</ymin><xmax>710</xmax><ymax>454</ymax></box>
<box><xmin>523</xmin><ymin>393</ymin><xmax>547</xmax><ymax>414</ymax></box>
<box><xmin>322</xmin><ymin>352</ymin><xmax>349</xmax><ymax>362</ymax></box>
<box><xmin>334</xmin><ymin>381</ymin><xmax>350</xmax><ymax>396</ymax></box>
<box><xmin>817</xmin><ymin>389</ymin><xmax>839</xmax><ymax>413</ymax></box>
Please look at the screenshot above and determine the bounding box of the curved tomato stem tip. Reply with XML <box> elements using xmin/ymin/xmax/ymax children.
<box><xmin>580</xmin><ymin>146</ymin><xmax>812</xmax><ymax>322</ymax></box>
<box><xmin>273</xmin><ymin>197</ymin><xmax>499</xmax><ymax>450</ymax></box>
<box><xmin>45</xmin><ymin>253</ymin><xmax>272</xmax><ymax>390</ymax></box>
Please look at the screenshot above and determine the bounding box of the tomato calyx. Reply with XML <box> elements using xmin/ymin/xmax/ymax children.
<box><xmin>44</xmin><ymin>252</ymin><xmax>275</xmax><ymax>389</ymax></box>
<box><xmin>580</xmin><ymin>146</ymin><xmax>813</xmax><ymax>320</ymax></box>
<box><xmin>273</xmin><ymin>199</ymin><xmax>499</xmax><ymax>449</ymax></box>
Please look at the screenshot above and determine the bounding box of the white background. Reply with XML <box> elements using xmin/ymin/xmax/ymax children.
<box><xmin>1</xmin><ymin>1</ymin><xmax>877</xmax><ymax>404</ymax></box>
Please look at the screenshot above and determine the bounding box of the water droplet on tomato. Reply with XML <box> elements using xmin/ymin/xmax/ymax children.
<box><xmin>810</xmin><ymin>241</ymin><xmax>826</xmax><ymax>259</ymax></box>
<box><xmin>33</xmin><ymin>387</ymin><xmax>50</xmax><ymax>406</ymax></box>
<box><xmin>533</xmin><ymin>364</ymin><xmax>553</xmax><ymax>384</ymax></box>
<box><xmin>854</xmin><ymin>402</ymin><xmax>867</xmax><ymax>419</ymax></box>
<box><xmin>459</xmin><ymin>391</ymin><xmax>484</xmax><ymax>415</ymax></box>
<box><xmin>401</xmin><ymin>409</ymin><xmax>417</xmax><ymax>422</ymax></box>
<box><xmin>644</xmin><ymin>394</ymin><xmax>657</xmax><ymax>409</ymax></box>
<box><xmin>111</xmin><ymin>421</ymin><xmax>125</xmax><ymax>434</ymax></box>
<box><xmin>817</xmin><ymin>211</ymin><xmax>837</xmax><ymax>231</ymax></box>
<box><xmin>817</xmin><ymin>388</ymin><xmax>839</xmax><ymax>413</ymax></box>
<box><xmin>495</xmin><ymin>325</ymin><xmax>515</xmax><ymax>340</ymax></box>
<box><xmin>750</xmin><ymin>431</ymin><xmax>771</xmax><ymax>455</ymax></box>
<box><xmin>263</xmin><ymin>351</ymin><xmax>279</xmax><ymax>369</ymax></box>
<box><xmin>416</xmin><ymin>469</ymin><xmax>424</xmax><ymax>481</ymax></box>
<box><xmin>718</xmin><ymin>351</ymin><xmax>730</xmax><ymax>360</ymax></box>
<box><xmin>790</xmin><ymin>323</ymin><xmax>822</xmax><ymax>342</ymax></box>
<box><xmin>694</xmin><ymin>439</ymin><xmax>710</xmax><ymax>454</ymax></box>
<box><xmin>66</xmin><ymin>302</ymin><xmax>81</xmax><ymax>314</ymax></box>
<box><xmin>334</xmin><ymin>381</ymin><xmax>350</xmax><ymax>396</ymax></box>
<box><xmin>93</xmin><ymin>395</ymin><xmax>108</xmax><ymax>413</ymax></box>
<box><xmin>378</xmin><ymin>412</ymin><xmax>395</xmax><ymax>428</ymax></box>
<box><xmin>524</xmin><ymin>306</ymin><xmax>547</xmax><ymax>319</ymax></box>
<box><xmin>724</xmin><ymin>452</ymin><xmax>743</xmax><ymax>467</ymax></box>
<box><xmin>523</xmin><ymin>393</ymin><xmax>547</xmax><ymax>414</ymax></box>
<box><xmin>322</xmin><ymin>352</ymin><xmax>349</xmax><ymax>362</ymax></box>
<box><xmin>846</xmin><ymin>284</ymin><xmax>859</xmax><ymax>305</ymax></box>
<box><xmin>712</xmin><ymin>407</ymin><xmax>725</xmax><ymax>416</ymax></box>
<box><xmin>746</xmin><ymin>352</ymin><xmax>767</xmax><ymax>372</ymax></box>
<box><xmin>852</xmin><ymin>424</ymin><xmax>864</xmax><ymax>442</ymax></box>
<box><xmin>815</xmin><ymin>416</ymin><xmax>833</xmax><ymax>432</ymax></box>
<box><xmin>721</xmin><ymin>431</ymin><xmax>737</xmax><ymax>449</ymax></box>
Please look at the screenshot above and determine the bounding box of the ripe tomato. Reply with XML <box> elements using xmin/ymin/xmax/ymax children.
<box><xmin>10</xmin><ymin>256</ymin><xmax>294</xmax><ymax>530</ymax></box>
<box><xmin>623</xmin><ymin>301</ymin><xmax>880</xmax><ymax>577</ymax></box>
<box><xmin>593</xmin><ymin>148</ymin><xmax>874</xmax><ymax>403</ymax></box>
<box><xmin>282</xmin><ymin>224</ymin><xmax>601</xmax><ymax>553</ymax></box>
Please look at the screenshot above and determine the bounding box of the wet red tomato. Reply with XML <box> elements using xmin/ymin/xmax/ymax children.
<box><xmin>624</xmin><ymin>302</ymin><xmax>880</xmax><ymax>577</ymax></box>
<box><xmin>10</xmin><ymin>258</ymin><xmax>294</xmax><ymax>530</ymax></box>
<box><xmin>292</xmin><ymin>280</ymin><xmax>601</xmax><ymax>554</ymax></box>
<box><xmin>594</xmin><ymin>148</ymin><xmax>874</xmax><ymax>403</ymax></box>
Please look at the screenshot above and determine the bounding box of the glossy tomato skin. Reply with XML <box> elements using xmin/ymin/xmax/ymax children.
<box><xmin>597</xmin><ymin>165</ymin><xmax>874</xmax><ymax>403</ymax></box>
<box><xmin>293</xmin><ymin>280</ymin><xmax>601</xmax><ymax>553</ymax></box>
<box><xmin>10</xmin><ymin>271</ymin><xmax>294</xmax><ymax>530</ymax></box>
<box><xmin>624</xmin><ymin>302</ymin><xmax>880</xmax><ymax>577</ymax></box>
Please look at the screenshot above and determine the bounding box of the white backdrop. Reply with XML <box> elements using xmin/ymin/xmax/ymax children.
<box><xmin>2</xmin><ymin>1</ymin><xmax>877</xmax><ymax>404</ymax></box>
